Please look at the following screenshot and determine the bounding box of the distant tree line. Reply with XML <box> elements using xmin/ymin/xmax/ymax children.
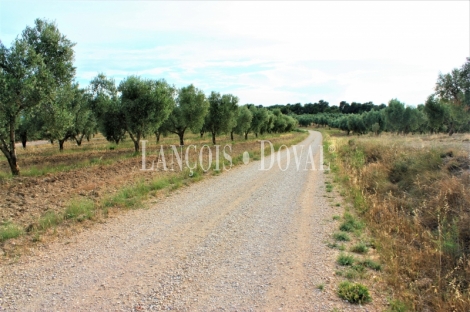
<box><xmin>294</xmin><ymin>58</ymin><xmax>470</xmax><ymax>136</ymax></box>
<box><xmin>0</xmin><ymin>19</ymin><xmax>298</xmax><ymax>176</ymax></box>
<box><xmin>268</xmin><ymin>100</ymin><xmax>386</xmax><ymax>115</ymax></box>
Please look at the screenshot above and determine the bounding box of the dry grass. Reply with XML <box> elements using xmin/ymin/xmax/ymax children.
<box><xmin>324</xmin><ymin>130</ymin><xmax>470</xmax><ymax>311</ymax></box>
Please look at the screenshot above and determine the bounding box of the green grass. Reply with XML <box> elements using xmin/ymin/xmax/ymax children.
<box><xmin>333</xmin><ymin>231</ymin><xmax>351</xmax><ymax>242</ymax></box>
<box><xmin>170</xmin><ymin>180</ymin><xmax>183</xmax><ymax>191</ymax></box>
<box><xmin>339</xmin><ymin>213</ymin><xmax>364</xmax><ymax>232</ymax></box>
<box><xmin>332</xmin><ymin>215</ymin><xmax>341</xmax><ymax>221</ymax></box>
<box><xmin>38</xmin><ymin>211</ymin><xmax>62</xmax><ymax>230</ymax></box>
<box><xmin>103</xmin><ymin>171</ymin><xmax>200</xmax><ymax>209</ymax></box>
<box><xmin>0</xmin><ymin>171</ymin><xmax>13</xmax><ymax>183</ymax></box>
<box><xmin>149</xmin><ymin>178</ymin><xmax>170</xmax><ymax>191</ymax></box>
<box><xmin>386</xmin><ymin>299</ymin><xmax>409</xmax><ymax>312</ymax></box>
<box><xmin>337</xmin><ymin>281</ymin><xmax>372</xmax><ymax>304</ymax></box>
<box><xmin>344</xmin><ymin>270</ymin><xmax>358</xmax><ymax>279</ymax></box>
<box><xmin>0</xmin><ymin>222</ymin><xmax>23</xmax><ymax>241</ymax></box>
<box><xmin>317</xmin><ymin>283</ymin><xmax>325</xmax><ymax>291</ymax></box>
<box><xmin>351</xmin><ymin>242</ymin><xmax>369</xmax><ymax>254</ymax></box>
<box><xmin>360</xmin><ymin>258</ymin><xmax>382</xmax><ymax>271</ymax></box>
<box><xmin>64</xmin><ymin>198</ymin><xmax>95</xmax><ymax>222</ymax></box>
<box><xmin>103</xmin><ymin>186</ymin><xmax>143</xmax><ymax>209</ymax></box>
<box><xmin>337</xmin><ymin>253</ymin><xmax>355</xmax><ymax>266</ymax></box>
<box><xmin>343</xmin><ymin>264</ymin><xmax>367</xmax><ymax>280</ymax></box>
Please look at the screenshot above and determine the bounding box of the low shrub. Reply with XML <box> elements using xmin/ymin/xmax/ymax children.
<box><xmin>351</xmin><ymin>242</ymin><xmax>369</xmax><ymax>254</ymax></box>
<box><xmin>339</xmin><ymin>213</ymin><xmax>364</xmax><ymax>232</ymax></box>
<box><xmin>333</xmin><ymin>232</ymin><xmax>351</xmax><ymax>242</ymax></box>
<box><xmin>337</xmin><ymin>253</ymin><xmax>355</xmax><ymax>266</ymax></box>
<box><xmin>337</xmin><ymin>281</ymin><xmax>372</xmax><ymax>304</ymax></box>
<box><xmin>0</xmin><ymin>222</ymin><xmax>23</xmax><ymax>241</ymax></box>
<box><xmin>361</xmin><ymin>259</ymin><xmax>382</xmax><ymax>271</ymax></box>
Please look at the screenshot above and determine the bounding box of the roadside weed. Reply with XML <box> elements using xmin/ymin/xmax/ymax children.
<box><xmin>333</xmin><ymin>232</ymin><xmax>351</xmax><ymax>242</ymax></box>
<box><xmin>0</xmin><ymin>222</ymin><xmax>23</xmax><ymax>241</ymax></box>
<box><xmin>337</xmin><ymin>281</ymin><xmax>372</xmax><ymax>304</ymax></box>
<box><xmin>337</xmin><ymin>253</ymin><xmax>355</xmax><ymax>266</ymax></box>
<box><xmin>351</xmin><ymin>242</ymin><xmax>369</xmax><ymax>254</ymax></box>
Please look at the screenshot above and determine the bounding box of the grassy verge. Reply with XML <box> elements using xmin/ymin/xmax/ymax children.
<box><xmin>321</xmin><ymin>128</ymin><xmax>470</xmax><ymax>311</ymax></box>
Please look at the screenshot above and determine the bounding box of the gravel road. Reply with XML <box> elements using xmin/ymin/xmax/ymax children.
<box><xmin>0</xmin><ymin>131</ymin><xmax>375</xmax><ymax>311</ymax></box>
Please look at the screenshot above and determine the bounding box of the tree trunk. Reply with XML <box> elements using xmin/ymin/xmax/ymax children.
<box><xmin>212</xmin><ymin>131</ymin><xmax>216</xmax><ymax>145</ymax></box>
<box><xmin>179</xmin><ymin>132</ymin><xmax>184</xmax><ymax>146</ymax></box>
<box><xmin>200</xmin><ymin>131</ymin><xmax>204</xmax><ymax>138</ymax></box>
<box><xmin>255</xmin><ymin>133</ymin><xmax>258</xmax><ymax>138</ymax></box>
<box><xmin>21</xmin><ymin>134</ymin><xmax>27</xmax><ymax>149</ymax></box>
<box><xmin>59</xmin><ymin>139</ymin><xmax>65</xmax><ymax>151</ymax></box>
<box><xmin>230</xmin><ymin>131</ymin><xmax>234</xmax><ymax>141</ymax></box>
<box><xmin>3</xmin><ymin>117</ymin><xmax>20</xmax><ymax>175</ymax></box>
<box><xmin>114</xmin><ymin>138</ymin><xmax>120</xmax><ymax>145</ymax></box>
<box><xmin>128</xmin><ymin>132</ymin><xmax>140</xmax><ymax>152</ymax></box>
<box><xmin>0</xmin><ymin>142</ymin><xmax>20</xmax><ymax>176</ymax></box>
<box><xmin>3</xmin><ymin>150</ymin><xmax>20</xmax><ymax>176</ymax></box>
<box><xmin>244</xmin><ymin>131</ymin><xmax>248</xmax><ymax>140</ymax></box>
<box><xmin>448</xmin><ymin>121</ymin><xmax>454</xmax><ymax>136</ymax></box>
<box><xmin>75</xmin><ymin>134</ymin><xmax>85</xmax><ymax>146</ymax></box>
<box><xmin>156</xmin><ymin>131</ymin><xmax>161</xmax><ymax>143</ymax></box>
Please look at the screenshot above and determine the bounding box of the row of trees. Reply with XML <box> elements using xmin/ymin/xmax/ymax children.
<box><xmin>0</xmin><ymin>19</ymin><xmax>298</xmax><ymax>176</ymax></box>
<box><xmin>90</xmin><ymin>74</ymin><xmax>297</xmax><ymax>150</ymax></box>
<box><xmin>268</xmin><ymin>100</ymin><xmax>386</xmax><ymax>115</ymax></box>
<box><xmin>297</xmin><ymin>58</ymin><xmax>470</xmax><ymax>136</ymax></box>
<box><xmin>298</xmin><ymin>96</ymin><xmax>470</xmax><ymax>136</ymax></box>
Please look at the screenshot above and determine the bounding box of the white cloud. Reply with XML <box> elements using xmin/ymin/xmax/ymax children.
<box><xmin>3</xmin><ymin>1</ymin><xmax>467</xmax><ymax>106</ymax></box>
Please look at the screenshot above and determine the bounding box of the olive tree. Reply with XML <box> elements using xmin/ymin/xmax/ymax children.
<box><xmin>234</xmin><ymin>105</ymin><xmax>253</xmax><ymax>140</ymax></box>
<box><xmin>119</xmin><ymin>76</ymin><xmax>175</xmax><ymax>152</ymax></box>
<box><xmin>0</xmin><ymin>19</ymin><xmax>75</xmax><ymax>175</ymax></box>
<box><xmin>260</xmin><ymin>110</ymin><xmax>275</xmax><ymax>134</ymax></box>
<box><xmin>384</xmin><ymin>99</ymin><xmax>405</xmax><ymax>134</ymax></box>
<box><xmin>249</xmin><ymin>105</ymin><xmax>269</xmax><ymax>138</ymax></box>
<box><xmin>39</xmin><ymin>83</ymin><xmax>87</xmax><ymax>151</ymax></box>
<box><xmin>435</xmin><ymin>58</ymin><xmax>470</xmax><ymax>135</ymax></box>
<box><xmin>17</xmin><ymin>113</ymin><xmax>43</xmax><ymax>148</ymax></box>
<box><xmin>164</xmin><ymin>84</ymin><xmax>209</xmax><ymax>146</ymax></box>
<box><xmin>205</xmin><ymin>92</ymin><xmax>238</xmax><ymax>144</ymax></box>
<box><xmin>88</xmin><ymin>74</ymin><xmax>126</xmax><ymax>144</ymax></box>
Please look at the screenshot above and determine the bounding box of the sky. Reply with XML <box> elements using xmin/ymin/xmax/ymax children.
<box><xmin>1</xmin><ymin>1</ymin><xmax>469</xmax><ymax>107</ymax></box>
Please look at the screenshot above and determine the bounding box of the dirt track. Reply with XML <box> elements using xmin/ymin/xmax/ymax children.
<box><xmin>0</xmin><ymin>131</ymin><xmax>383</xmax><ymax>311</ymax></box>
